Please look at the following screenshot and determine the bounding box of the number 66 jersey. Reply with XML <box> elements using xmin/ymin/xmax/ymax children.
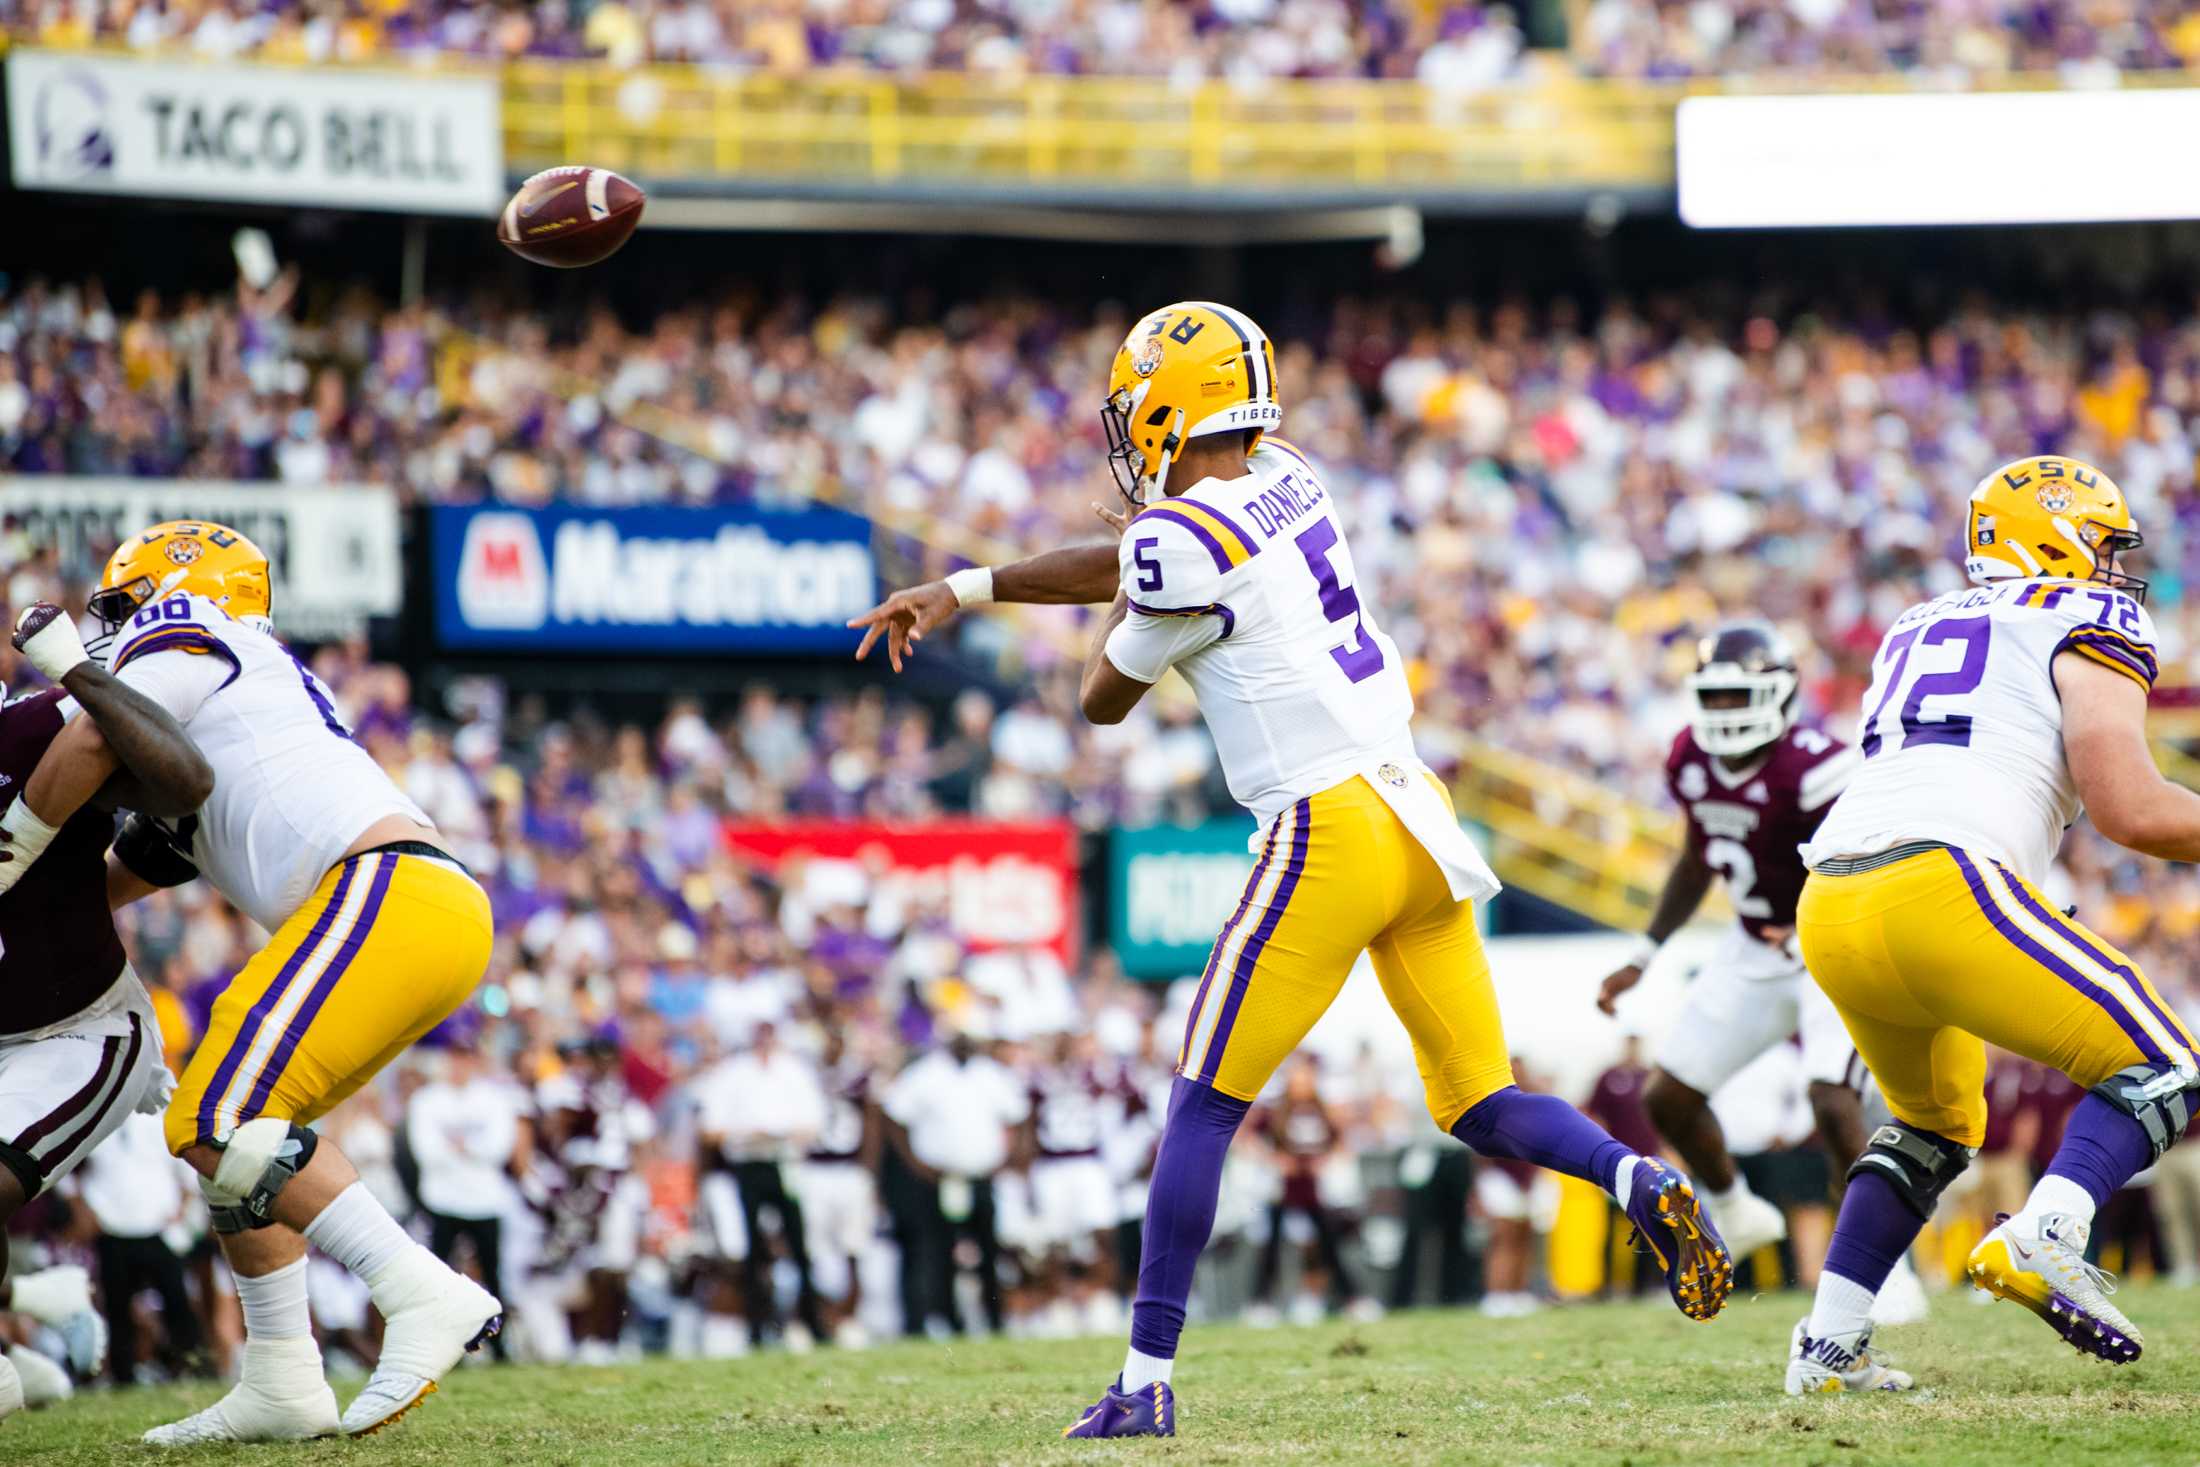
<box><xmin>1800</xmin><ymin>578</ymin><xmax>2158</xmax><ymax>887</ymax></box>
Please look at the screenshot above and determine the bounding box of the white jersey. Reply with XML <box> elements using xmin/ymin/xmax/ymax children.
<box><xmin>108</xmin><ymin>591</ymin><xmax>431</xmax><ymax>931</ymax></box>
<box><xmin>1106</xmin><ymin>439</ymin><xmax>1498</xmax><ymax>901</ymax></box>
<box><xmin>1801</xmin><ymin>577</ymin><xmax>2159</xmax><ymax>887</ymax></box>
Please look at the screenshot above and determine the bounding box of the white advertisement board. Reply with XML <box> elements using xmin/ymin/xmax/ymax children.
<box><xmin>1679</xmin><ymin>89</ymin><xmax>2200</xmax><ymax>229</ymax></box>
<box><xmin>0</xmin><ymin>479</ymin><xmax>403</xmax><ymax>641</ymax></box>
<box><xmin>6</xmin><ymin>50</ymin><xmax>502</xmax><ymax>215</ymax></box>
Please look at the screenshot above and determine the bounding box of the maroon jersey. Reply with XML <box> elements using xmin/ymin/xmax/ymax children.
<box><xmin>0</xmin><ymin>692</ymin><xmax>130</xmax><ymax>1036</ymax></box>
<box><xmin>1665</xmin><ymin>722</ymin><xmax>1855</xmax><ymax>940</ymax></box>
<box><xmin>1032</xmin><ymin>1064</ymin><xmax>1128</xmax><ymax>1161</ymax></box>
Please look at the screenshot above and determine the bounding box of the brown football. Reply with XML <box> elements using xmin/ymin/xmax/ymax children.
<box><xmin>496</xmin><ymin>166</ymin><xmax>646</xmax><ymax>269</ymax></box>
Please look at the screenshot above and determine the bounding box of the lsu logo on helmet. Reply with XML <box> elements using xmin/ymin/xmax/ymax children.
<box><xmin>1966</xmin><ymin>455</ymin><xmax>2147</xmax><ymax>603</ymax></box>
<box><xmin>89</xmin><ymin>520</ymin><xmax>275</xmax><ymax>642</ymax></box>
<box><xmin>1101</xmin><ymin>301</ymin><xmax>1281</xmax><ymax>506</ymax></box>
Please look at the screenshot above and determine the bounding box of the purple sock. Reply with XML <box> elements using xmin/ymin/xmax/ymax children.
<box><xmin>2043</xmin><ymin>1094</ymin><xmax>2158</xmax><ymax>1211</ymax></box>
<box><xmin>1128</xmin><ymin>1076</ymin><xmax>1250</xmax><ymax>1360</ymax></box>
<box><xmin>1823</xmin><ymin>1170</ymin><xmax>1926</xmax><ymax>1292</ymax></box>
<box><xmin>1448</xmin><ymin>1085</ymin><xmax>1634</xmax><ymax>1194</ymax></box>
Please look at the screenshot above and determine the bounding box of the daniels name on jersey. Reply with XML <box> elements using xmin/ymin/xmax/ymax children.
<box><xmin>1107</xmin><ymin>439</ymin><xmax>1414</xmax><ymax>823</ymax></box>
<box><xmin>1804</xmin><ymin>578</ymin><xmax>2157</xmax><ymax>888</ymax></box>
<box><xmin>1667</xmin><ymin>724</ymin><xmax>1857</xmax><ymax>941</ymax></box>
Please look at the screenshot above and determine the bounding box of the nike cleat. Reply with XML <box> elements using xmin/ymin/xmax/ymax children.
<box><xmin>1063</xmin><ymin>1377</ymin><xmax>1174</xmax><ymax>1439</ymax></box>
<box><xmin>144</xmin><ymin>1338</ymin><xmax>339</xmax><ymax>1446</ymax></box>
<box><xmin>341</xmin><ymin>1269</ymin><xmax>503</xmax><ymax>1435</ymax></box>
<box><xmin>1624</xmin><ymin>1157</ymin><xmax>1733</xmax><ymax>1322</ymax></box>
<box><xmin>1785</xmin><ymin>1318</ymin><xmax>1913</xmax><ymax>1395</ymax></box>
<box><xmin>1968</xmin><ymin>1213</ymin><xmax>2140</xmax><ymax>1363</ymax></box>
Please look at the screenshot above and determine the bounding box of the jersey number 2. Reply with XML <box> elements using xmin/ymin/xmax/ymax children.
<box><xmin>1705</xmin><ymin>837</ymin><xmax>1771</xmax><ymax>919</ymax></box>
<box><xmin>1293</xmin><ymin>520</ymin><xmax>1384</xmax><ymax>683</ymax></box>
<box><xmin>1861</xmin><ymin>617</ymin><xmax>1992</xmax><ymax>757</ymax></box>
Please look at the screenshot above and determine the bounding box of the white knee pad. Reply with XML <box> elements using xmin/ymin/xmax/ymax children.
<box><xmin>205</xmin><ymin>1117</ymin><xmax>318</xmax><ymax>1232</ymax></box>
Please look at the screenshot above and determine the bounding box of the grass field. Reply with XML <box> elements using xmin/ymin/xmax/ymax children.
<box><xmin>11</xmin><ymin>1284</ymin><xmax>2200</xmax><ymax>1466</ymax></box>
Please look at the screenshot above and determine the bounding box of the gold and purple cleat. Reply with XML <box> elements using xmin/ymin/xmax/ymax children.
<box><xmin>1063</xmin><ymin>1377</ymin><xmax>1174</xmax><ymax>1439</ymax></box>
<box><xmin>1624</xmin><ymin>1157</ymin><xmax>1733</xmax><ymax>1323</ymax></box>
<box><xmin>1967</xmin><ymin>1213</ymin><xmax>2141</xmax><ymax>1364</ymax></box>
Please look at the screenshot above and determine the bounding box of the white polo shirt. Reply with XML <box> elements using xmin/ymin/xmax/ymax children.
<box><xmin>882</xmin><ymin>1050</ymin><xmax>1030</xmax><ymax>1178</ymax></box>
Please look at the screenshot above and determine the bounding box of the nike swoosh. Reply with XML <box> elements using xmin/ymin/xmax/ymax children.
<box><xmin>521</xmin><ymin>180</ymin><xmax>580</xmax><ymax>218</ymax></box>
<box><xmin>2011</xmin><ymin>1240</ymin><xmax>2033</xmax><ymax>1260</ymax></box>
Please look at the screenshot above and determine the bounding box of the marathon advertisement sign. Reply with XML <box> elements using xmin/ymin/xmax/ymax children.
<box><xmin>6</xmin><ymin>50</ymin><xmax>502</xmax><ymax>215</ymax></box>
<box><xmin>432</xmin><ymin>503</ymin><xmax>877</xmax><ymax>654</ymax></box>
<box><xmin>1107</xmin><ymin>820</ymin><xmax>1258</xmax><ymax>979</ymax></box>
<box><xmin>0</xmin><ymin>477</ymin><xmax>402</xmax><ymax>641</ymax></box>
<box><xmin>722</xmin><ymin>820</ymin><xmax>1079</xmax><ymax>961</ymax></box>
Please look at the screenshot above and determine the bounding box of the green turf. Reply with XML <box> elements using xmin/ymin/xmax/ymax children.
<box><xmin>10</xmin><ymin>1284</ymin><xmax>2199</xmax><ymax>1465</ymax></box>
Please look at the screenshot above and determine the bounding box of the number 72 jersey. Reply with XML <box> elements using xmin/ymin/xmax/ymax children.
<box><xmin>1104</xmin><ymin>439</ymin><xmax>1415</xmax><ymax>826</ymax></box>
<box><xmin>1802</xmin><ymin>578</ymin><xmax>2159</xmax><ymax>889</ymax></box>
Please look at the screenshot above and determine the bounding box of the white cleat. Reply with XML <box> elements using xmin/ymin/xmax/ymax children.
<box><xmin>1967</xmin><ymin>1213</ymin><xmax>2141</xmax><ymax>1363</ymax></box>
<box><xmin>5</xmin><ymin>1346</ymin><xmax>72</xmax><ymax>1407</ymax></box>
<box><xmin>1784</xmin><ymin>1318</ymin><xmax>1914</xmax><ymax>1395</ymax></box>
<box><xmin>1869</xmin><ymin>1252</ymin><xmax>1931</xmax><ymax>1328</ymax></box>
<box><xmin>144</xmin><ymin>1339</ymin><xmax>339</xmax><ymax>1445</ymax></box>
<box><xmin>341</xmin><ymin>1267</ymin><xmax>502</xmax><ymax>1436</ymax></box>
<box><xmin>1710</xmin><ymin>1189</ymin><xmax>1788</xmax><ymax>1262</ymax></box>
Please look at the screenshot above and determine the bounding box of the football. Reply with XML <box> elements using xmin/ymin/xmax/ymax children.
<box><xmin>496</xmin><ymin>166</ymin><xmax>646</xmax><ymax>269</ymax></box>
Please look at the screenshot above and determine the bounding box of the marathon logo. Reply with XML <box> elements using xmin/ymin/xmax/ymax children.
<box><xmin>446</xmin><ymin>506</ymin><xmax>877</xmax><ymax>651</ymax></box>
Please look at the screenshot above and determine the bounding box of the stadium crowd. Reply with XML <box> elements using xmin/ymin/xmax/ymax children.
<box><xmin>11</xmin><ymin>261</ymin><xmax>2200</xmax><ymax>1372</ymax></box>
<box><xmin>14</xmin><ymin>0</ymin><xmax>2200</xmax><ymax>79</ymax></box>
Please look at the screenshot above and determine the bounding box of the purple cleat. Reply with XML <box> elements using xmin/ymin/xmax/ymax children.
<box><xmin>1624</xmin><ymin>1157</ymin><xmax>1734</xmax><ymax>1322</ymax></box>
<box><xmin>1063</xmin><ymin>1377</ymin><xmax>1175</xmax><ymax>1439</ymax></box>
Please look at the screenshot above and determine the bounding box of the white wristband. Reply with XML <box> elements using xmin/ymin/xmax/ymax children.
<box><xmin>14</xmin><ymin>605</ymin><xmax>89</xmax><ymax>683</ymax></box>
<box><xmin>946</xmin><ymin>566</ymin><xmax>995</xmax><ymax>607</ymax></box>
<box><xmin>0</xmin><ymin>792</ymin><xmax>60</xmax><ymax>864</ymax></box>
<box><xmin>1628</xmin><ymin>936</ymin><xmax>1662</xmax><ymax>971</ymax></box>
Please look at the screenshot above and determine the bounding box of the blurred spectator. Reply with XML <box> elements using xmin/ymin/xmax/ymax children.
<box><xmin>74</xmin><ymin>1114</ymin><xmax>201</xmax><ymax>1386</ymax></box>
<box><xmin>405</xmin><ymin>1039</ymin><xmax>523</xmax><ymax>1358</ymax></box>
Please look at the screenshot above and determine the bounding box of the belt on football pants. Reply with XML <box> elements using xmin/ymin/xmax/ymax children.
<box><xmin>1807</xmin><ymin>840</ymin><xmax>1951</xmax><ymax>877</ymax></box>
<box><xmin>354</xmin><ymin>838</ymin><xmax>473</xmax><ymax>881</ymax></box>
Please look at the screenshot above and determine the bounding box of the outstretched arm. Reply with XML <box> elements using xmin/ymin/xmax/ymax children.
<box><xmin>848</xmin><ymin>507</ymin><xmax>1126</xmax><ymax>672</ymax></box>
<box><xmin>1596</xmin><ymin>832</ymin><xmax>1714</xmax><ymax>1016</ymax></box>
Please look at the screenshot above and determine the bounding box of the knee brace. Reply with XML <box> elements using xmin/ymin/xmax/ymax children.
<box><xmin>1847</xmin><ymin>1121</ymin><xmax>1973</xmax><ymax>1221</ymax></box>
<box><xmin>2090</xmin><ymin>1062</ymin><xmax>2198</xmax><ymax>1165</ymax></box>
<box><xmin>201</xmin><ymin>1118</ymin><xmax>319</xmax><ymax>1234</ymax></box>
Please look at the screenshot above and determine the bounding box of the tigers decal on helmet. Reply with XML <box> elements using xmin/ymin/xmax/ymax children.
<box><xmin>1101</xmin><ymin>301</ymin><xmax>1281</xmax><ymax>507</ymax></box>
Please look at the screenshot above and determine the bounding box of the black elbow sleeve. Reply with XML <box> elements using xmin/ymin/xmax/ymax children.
<box><xmin>113</xmin><ymin>812</ymin><xmax>200</xmax><ymax>889</ymax></box>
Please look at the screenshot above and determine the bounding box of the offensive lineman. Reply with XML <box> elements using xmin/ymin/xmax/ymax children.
<box><xmin>1595</xmin><ymin>622</ymin><xmax>1923</xmax><ymax>1318</ymax></box>
<box><xmin>0</xmin><ymin>608</ymin><xmax>214</xmax><ymax>1424</ymax></box>
<box><xmin>850</xmin><ymin>301</ymin><xmax>1733</xmax><ymax>1439</ymax></box>
<box><xmin>1786</xmin><ymin>456</ymin><xmax>2200</xmax><ymax>1393</ymax></box>
<box><xmin>0</xmin><ymin>525</ymin><xmax>499</xmax><ymax>1441</ymax></box>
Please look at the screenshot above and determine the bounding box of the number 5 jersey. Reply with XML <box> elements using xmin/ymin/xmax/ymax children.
<box><xmin>1104</xmin><ymin>437</ymin><xmax>1496</xmax><ymax>903</ymax></box>
<box><xmin>1801</xmin><ymin>578</ymin><xmax>2158</xmax><ymax>887</ymax></box>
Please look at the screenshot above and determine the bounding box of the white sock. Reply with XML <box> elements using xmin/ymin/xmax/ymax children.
<box><xmin>236</xmin><ymin>1257</ymin><xmax>313</xmax><ymax>1340</ymax></box>
<box><xmin>1805</xmin><ymin>1270</ymin><xmax>1877</xmax><ymax>1342</ymax></box>
<box><xmin>302</xmin><ymin>1181</ymin><xmax>430</xmax><ymax>1292</ymax></box>
<box><xmin>1611</xmin><ymin>1155</ymin><xmax>1640</xmax><ymax>1211</ymax></box>
<box><xmin>1122</xmin><ymin>1347</ymin><xmax>1173</xmax><ymax>1392</ymax></box>
<box><xmin>2013</xmin><ymin>1174</ymin><xmax>2097</xmax><ymax>1233</ymax></box>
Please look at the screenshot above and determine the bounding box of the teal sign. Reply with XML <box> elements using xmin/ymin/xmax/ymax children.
<box><xmin>1109</xmin><ymin>820</ymin><xmax>1258</xmax><ymax>979</ymax></box>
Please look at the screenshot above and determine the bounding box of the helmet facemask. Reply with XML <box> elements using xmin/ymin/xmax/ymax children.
<box><xmin>2082</xmin><ymin>521</ymin><xmax>2148</xmax><ymax>604</ymax></box>
<box><xmin>1687</xmin><ymin>667</ymin><xmax>1798</xmax><ymax>759</ymax></box>
<box><xmin>1100</xmin><ymin>384</ymin><xmax>1182</xmax><ymax>510</ymax></box>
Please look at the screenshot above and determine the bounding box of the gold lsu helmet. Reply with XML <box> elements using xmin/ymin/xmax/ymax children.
<box><xmin>1967</xmin><ymin>455</ymin><xmax>2147</xmax><ymax>603</ymax></box>
<box><xmin>1101</xmin><ymin>301</ymin><xmax>1281</xmax><ymax>505</ymax></box>
<box><xmin>89</xmin><ymin>520</ymin><xmax>275</xmax><ymax>640</ymax></box>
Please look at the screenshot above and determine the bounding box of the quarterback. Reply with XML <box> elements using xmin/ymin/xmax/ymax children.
<box><xmin>1786</xmin><ymin>456</ymin><xmax>2200</xmax><ymax>1392</ymax></box>
<box><xmin>851</xmin><ymin>301</ymin><xmax>1733</xmax><ymax>1438</ymax></box>
<box><xmin>0</xmin><ymin>525</ymin><xmax>499</xmax><ymax>1441</ymax></box>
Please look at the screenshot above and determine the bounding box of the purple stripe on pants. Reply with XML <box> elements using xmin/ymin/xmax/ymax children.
<box><xmin>1989</xmin><ymin>859</ymin><xmax>2192</xmax><ymax>1054</ymax></box>
<box><xmin>238</xmin><ymin>855</ymin><xmax>397</xmax><ymax>1121</ymax></box>
<box><xmin>1949</xmin><ymin>850</ymin><xmax>2167</xmax><ymax>1065</ymax></box>
<box><xmin>1197</xmin><ymin>798</ymin><xmax>1312</xmax><ymax>1086</ymax></box>
<box><xmin>195</xmin><ymin>859</ymin><xmax>360</xmax><ymax>1142</ymax></box>
<box><xmin>1179</xmin><ymin>819</ymin><xmax>1283</xmax><ymax>1073</ymax></box>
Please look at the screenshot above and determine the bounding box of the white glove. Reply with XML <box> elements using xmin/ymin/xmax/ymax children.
<box><xmin>0</xmin><ymin>793</ymin><xmax>61</xmax><ymax>897</ymax></box>
<box><xmin>12</xmin><ymin>603</ymin><xmax>89</xmax><ymax>684</ymax></box>
<box><xmin>137</xmin><ymin>1064</ymin><xmax>179</xmax><ymax>1117</ymax></box>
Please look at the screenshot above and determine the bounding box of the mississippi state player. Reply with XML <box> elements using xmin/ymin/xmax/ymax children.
<box><xmin>797</xmin><ymin>1031</ymin><xmax>881</xmax><ymax>1347</ymax></box>
<box><xmin>0</xmin><ymin>526</ymin><xmax>499</xmax><ymax>1442</ymax></box>
<box><xmin>851</xmin><ymin>301</ymin><xmax>1732</xmax><ymax>1442</ymax></box>
<box><xmin>0</xmin><ymin>608</ymin><xmax>213</xmax><ymax>1425</ymax></box>
<box><xmin>1595</xmin><ymin>625</ymin><xmax>1879</xmax><ymax>1272</ymax></box>
<box><xmin>1025</xmin><ymin>1033</ymin><xmax>1135</xmax><ymax>1331</ymax></box>
<box><xmin>1789</xmin><ymin>456</ymin><xmax>2200</xmax><ymax>1393</ymax></box>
